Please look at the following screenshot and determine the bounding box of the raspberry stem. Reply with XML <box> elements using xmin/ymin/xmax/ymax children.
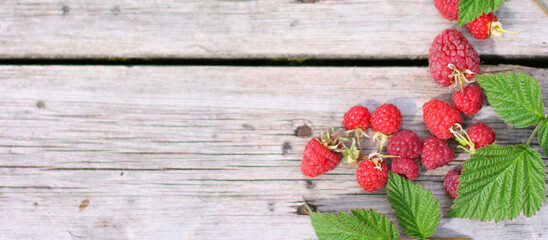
<box><xmin>354</xmin><ymin>128</ymin><xmax>367</xmax><ymax>154</ymax></box>
<box><xmin>367</xmin><ymin>152</ymin><xmax>396</xmax><ymax>170</ymax></box>
<box><xmin>449</xmin><ymin>123</ymin><xmax>476</xmax><ymax>154</ymax></box>
<box><xmin>372</xmin><ymin>131</ymin><xmax>390</xmax><ymax>153</ymax></box>
<box><xmin>527</xmin><ymin>121</ymin><xmax>544</xmax><ymax>146</ymax></box>
<box><xmin>448</xmin><ymin>64</ymin><xmax>475</xmax><ymax>92</ymax></box>
<box><xmin>491</xmin><ymin>21</ymin><xmax>518</xmax><ymax>37</ymax></box>
<box><xmin>533</xmin><ymin>0</ymin><xmax>548</xmax><ymax>15</ymax></box>
<box><xmin>344</xmin><ymin>128</ymin><xmax>369</xmax><ymax>156</ymax></box>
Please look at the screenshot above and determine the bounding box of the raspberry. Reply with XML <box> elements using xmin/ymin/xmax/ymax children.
<box><xmin>423</xmin><ymin>100</ymin><xmax>462</xmax><ymax>140</ymax></box>
<box><xmin>443</xmin><ymin>169</ymin><xmax>461</xmax><ymax>199</ymax></box>
<box><xmin>301</xmin><ymin>133</ymin><xmax>341</xmax><ymax>177</ymax></box>
<box><xmin>452</xmin><ymin>84</ymin><xmax>484</xmax><ymax>116</ymax></box>
<box><xmin>429</xmin><ymin>29</ymin><xmax>480</xmax><ymax>88</ymax></box>
<box><xmin>421</xmin><ymin>136</ymin><xmax>455</xmax><ymax>170</ymax></box>
<box><xmin>343</xmin><ymin>106</ymin><xmax>370</xmax><ymax>131</ymax></box>
<box><xmin>465</xmin><ymin>13</ymin><xmax>499</xmax><ymax>39</ymax></box>
<box><xmin>371</xmin><ymin>104</ymin><xmax>402</xmax><ymax>135</ymax></box>
<box><xmin>434</xmin><ymin>0</ymin><xmax>459</xmax><ymax>21</ymax></box>
<box><xmin>356</xmin><ymin>160</ymin><xmax>388</xmax><ymax>192</ymax></box>
<box><xmin>467</xmin><ymin>123</ymin><xmax>496</xmax><ymax>149</ymax></box>
<box><xmin>390</xmin><ymin>157</ymin><xmax>419</xmax><ymax>180</ymax></box>
<box><xmin>387</xmin><ymin>130</ymin><xmax>422</xmax><ymax>159</ymax></box>
<box><xmin>466</xmin><ymin>13</ymin><xmax>515</xmax><ymax>39</ymax></box>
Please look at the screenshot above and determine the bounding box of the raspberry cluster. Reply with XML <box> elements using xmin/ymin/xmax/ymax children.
<box><xmin>300</xmin><ymin>103</ymin><xmax>405</xmax><ymax>192</ymax></box>
<box><xmin>299</xmin><ymin>0</ymin><xmax>501</xmax><ymax>198</ymax></box>
<box><xmin>427</xmin><ymin>4</ymin><xmax>503</xmax><ymax>198</ymax></box>
<box><xmin>300</xmin><ymin>93</ymin><xmax>495</xmax><ymax>195</ymax></box>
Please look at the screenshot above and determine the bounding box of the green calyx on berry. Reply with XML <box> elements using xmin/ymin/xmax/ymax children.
<box><xmin>448</xmin><ymin>63</ymin><xmax>475</xmax><ymax>92</ymax></box>
<box><xmin>341</xmin><ymin>139</ymin><xmax>361</xmax><ymax>165</ymax></box>
<box><xmin>317</xmin><ymin>128</ymin><xmax>343</xmax><ymax>152</ymax></box>
<box><xmin>449</xmin><ymin>123</ymin><xmax>476</xmax><ymax>154</ymax></box>
<box><xmin>344</xmin><ymin>127</ymin><xmax>369</xmax><ymax>160</ymax></box>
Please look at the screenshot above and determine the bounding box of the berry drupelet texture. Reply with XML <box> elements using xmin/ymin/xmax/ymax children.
<box><xmin>301</xmin><ymin>138</ymin><xmax>341</xmax><ymax>177</ymax></box>
<box><xmin>429</xmin><ymin>29</ymin><xmax>480</xmax><ymax>87</ymax></box>
<box><xmin>343</xmin><ymin>106</ymin><xmax>371</xmax><ymax>131</ymax></box>
<box><xmin>371</xmin><ymin>104</ymin><xmax>402</xmax><ymax>135</ymax></box>
<box><xmin>423</xmin><ymin>100</ymin><xmax>462</xmax><ymax>140</ymax></box>
<box><xmin>421</xmin><ymin>136</ymin><xmax>455</xmax><ymax>170</ymax></box>
<box><xmin>391</xmin><ymin>157</ymin><xmax>419</xmax><ymax>180</ymax></box>
<box><xmin>356</xmin><ymin>160</ymin><xmax>389</xmax><ymax>192</ymax></box>
<box><xmin>434</xmin><ymin>0</ymin><xmax>459</xmax><ymax>21</ymax></box>
<box><xmin>467</xmin><ymin>123</ymin><xmax>496</xmax><ymax>149</ymax></box>
<box><xmin>444</xmin><ymin>169</ymin><xmax>462</xmax><ymax>199</ymax></box>
<box><xmin>452</xmin><ymin>84</ymin><xmax>484</xmax><ymax>116</ymax></box>
<box><xmin>466</xmin><ymin>13</ymin><xmax>497</xmax><ymax>39</ymax></box>
<box><xmin>387</xmin><ymin>130</ymin><xmax>422</xmax><ymax>159</ymax></box>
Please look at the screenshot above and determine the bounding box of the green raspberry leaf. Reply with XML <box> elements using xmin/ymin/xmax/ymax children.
<box><xmin>387</xmin><ymin>172</ymin><xmax>440</xmax><ymax>240</ymax></box>
<box><xmin>538</xmin><ymin>120</ymin><xmax>548</xmax><ymax>156</ymax></box>
<box><xmin>306</xmin><ymin>204</ymin><xmax>399</xmax><ymax>240</ymax></box>
<box><xmin>457</xmin><ymin>0</ymin><xmax>504</xmax><ymax>25</ymax></box>
<box><xmin>449</xmin><ymin>145</ymin><xmax>546</xmax><ymax>222</ymax></box>
<box><xmin>477</xmin><ymin>72</ymin><xmax>545</xmax><ymax>128</ymax></box>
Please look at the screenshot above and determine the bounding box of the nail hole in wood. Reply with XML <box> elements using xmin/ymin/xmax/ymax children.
<box><xmin>305</xmin><ymin>179</ymin><xmax>315</xmax><ymax>189</ymax></box>
<box><xmin>111</xmin><ymin>6</ymin><xmax>121</xmax><ymax>15</ymax></box>
<box><xmin>295</xmin><ymin>125</ymin><xmax>312</xmax><ymax>137</ymax></box>
<box><xmin>36</xmin><ymin>100</ymin><xmax>45</xmax><ymax>109</ymax></box>
<box><xmin>242</xmin><ymin>123</ymin><xmax>255</xmax><ymax>130</ymax></box>
<box><xmin>282</xmin><ymin>142</ymin><xmax>292</xmax><ymax>155</ymax></box>
<box><xmin>62</xmin><ymin>5</ymin><xmax>70</xmax><ymax>15</ymax></box>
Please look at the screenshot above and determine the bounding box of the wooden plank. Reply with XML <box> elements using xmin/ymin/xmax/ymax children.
<box><xmin>0</xmin><ymin>65</ymin><xmax>547</xmax><ymax>239</ymax></box>
<box><xmin>0</xmin><ymin>0</ymin><xmax>546</xmax><ymax>59</ymax></box>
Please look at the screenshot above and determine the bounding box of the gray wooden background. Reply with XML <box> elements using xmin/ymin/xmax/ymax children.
<box><xmin>0</xmin><ymin>1</ymin><xmax>547</xmax><ymax>239</ymax></box>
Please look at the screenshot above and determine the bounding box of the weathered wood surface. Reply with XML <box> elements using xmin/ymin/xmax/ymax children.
<box><xmin>0</xmin><ymin>0</ymin><xmax>546</xmax><ymax>59</ymax></box>
<box><xmin>0</xmin><ymin>65</ymin><xmax>547</xmax><ymax>239</ymax></box>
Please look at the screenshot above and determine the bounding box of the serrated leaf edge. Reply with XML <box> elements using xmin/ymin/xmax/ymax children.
<box><xmin>387</xmin><ymin>172</ymin><xmax>440</xmax><ymax>239</ymax></box>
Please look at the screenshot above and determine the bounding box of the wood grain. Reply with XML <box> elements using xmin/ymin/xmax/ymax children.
<box><xmin>0</xmin><ymin>65</ymin><xmax>547</xmax><ymax>239</ymax></box>
<box><xmin>0</xmin><ymin>0</ymin><xmax>546</xmax><ymax>59</ymax></box>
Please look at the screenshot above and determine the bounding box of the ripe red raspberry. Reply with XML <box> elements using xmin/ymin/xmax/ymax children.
<box><xmin>371</xmin><ymin>104</ymin><xmax>402</xmax><ymax>135</ymax></box>
<box><xmin>387</xmin><ymin>130</ymin><xmax>422</xmax><ymax>159</ymax></box>
<box><xmin>356</xmin><ymin>160</ymin><xmax>388</xmax><ymax>192</ymax></box>
<box><xmin>465</xmin><ymin>13</ymin><xmax>497</xmax><ymax>39</ymax></box>
<box><xmin>301</xmin><ymin>137</ymin><xmax>341</xmax><ymax>177</ymax></box>
<box><xmin>466</xmin><ymin>13</ymin><xmax>496</xmax><ymax>39</ymax></box>
<box><xmin>452</xmin><ymin>84</ymin><xmax>484</xmax><ymax>116</ymax></box>
<box><xmin>343</xmin><ymin>106</ymin><xmax>370</xmax><ymax>131</ymax></box>
<box><xmin>423</xmin><ymin>100</ymin><xmax>462</xmax><ymax>140</ymax></box>
<box><xmin>443</xmin><ymin>169</ymin><xmax>461</xmax><ymax>199</ymax></box>
<box><xmin>421</xmin><ymin>136</ymin><xmax>455</xmax><ymax>170</ymax></box>
<box><xmin>466</xmin><ymin>13</ymin><xmax>515</xmax><ymax>39</ymax></box>
<box><xmin>467</xmin><ymin>123</ymin><xmax>496</xmax><ymax>149</ymax></box>
<box><xmin>390</xmin><ymin>157</ymin><xmax>419</xmax><ymax>180</ymax></box>
<box><xmin>434</xmin><ymin>0</ymin><xmax>459</xmax><ymax>21</ymax></box>
<box><xmin>429</xmin><ymin>29</ymin><xmax>480</xmax><ymax>88</ymax></box>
